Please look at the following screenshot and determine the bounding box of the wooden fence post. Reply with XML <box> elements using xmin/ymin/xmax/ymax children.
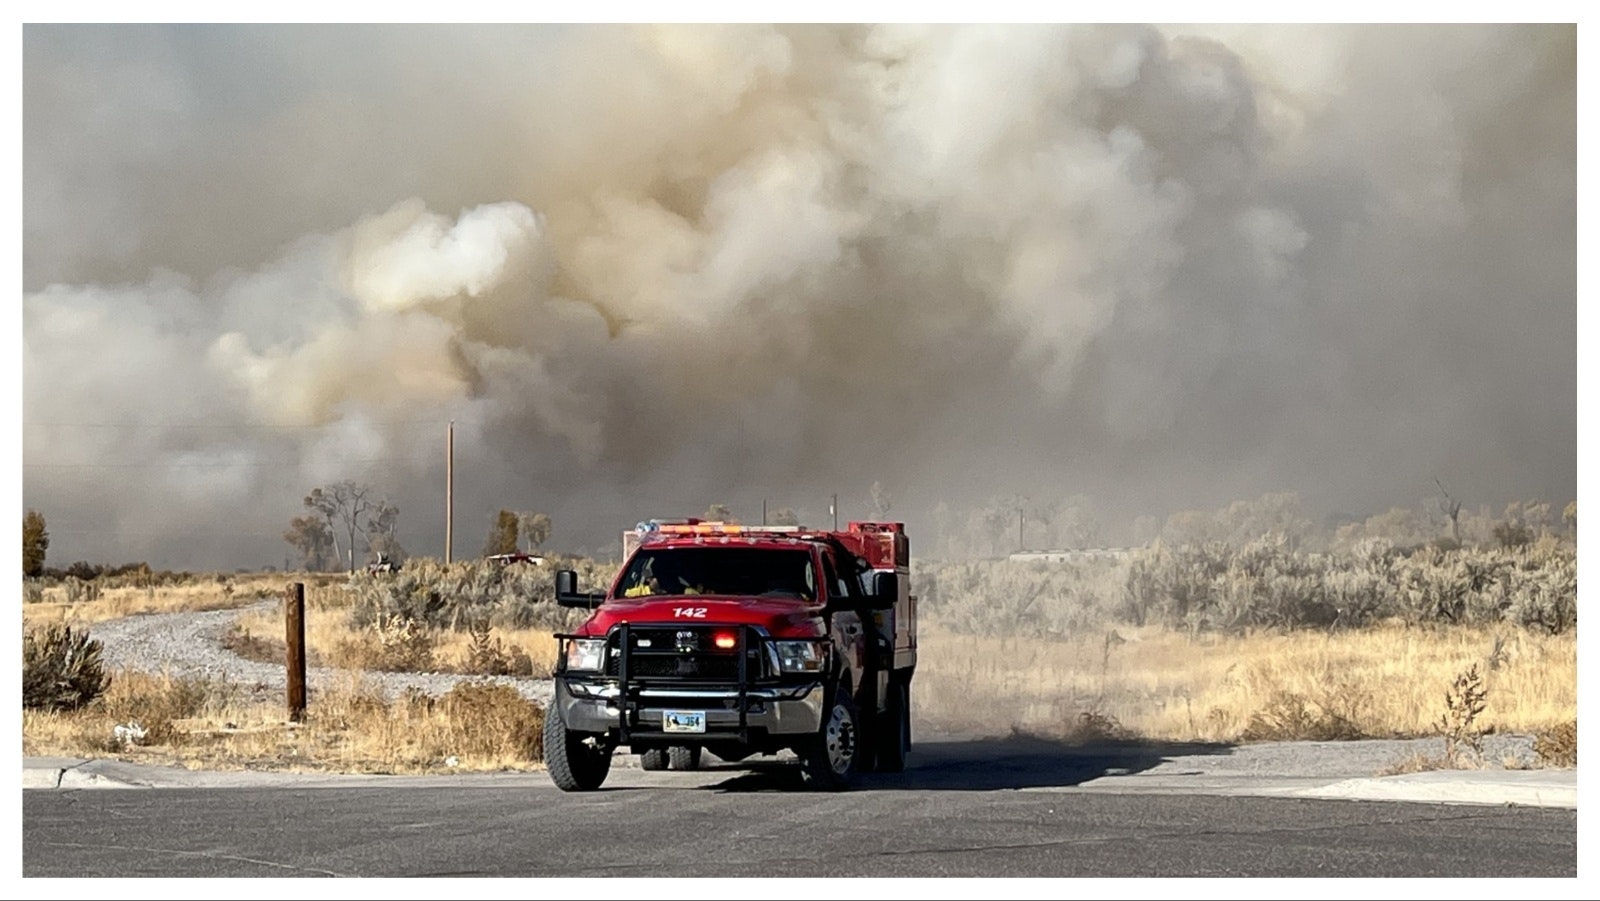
<box><xmin>285</xmin><ymin>582</ymin><xmax>307</xmax><ymax>723</ymax></box>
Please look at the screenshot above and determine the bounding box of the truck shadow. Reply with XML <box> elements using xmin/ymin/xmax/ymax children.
<box><xmin>700</xmin><ymin>731</ymin><xmax>1237</xmax><ymax>792</ymax></box>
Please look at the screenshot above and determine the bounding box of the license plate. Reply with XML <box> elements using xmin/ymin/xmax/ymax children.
<box><xmin>663</xmin><ymin>710</ymin><xmax>706</xmax><ymax>734</ymax></box>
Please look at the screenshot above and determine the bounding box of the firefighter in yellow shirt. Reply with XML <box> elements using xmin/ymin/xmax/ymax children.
<box><xmin>622</xmin><ymin>561</ymin><xmax>659</xmax><ymax>597</ymax></box>
<box><xmin>622</xmin><ymin>560</ymin><xmax>703</xmax><ymax>597</ymax></box>
<box><xmin>622</xmin><ymin>559</ymin><xmax>706</xmax><ymax>597</ymax></box>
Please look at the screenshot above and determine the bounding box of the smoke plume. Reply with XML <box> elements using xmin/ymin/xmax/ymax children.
<box><xmin>21</xmin><ymin>24</ymin><xmax>1575</xmax><ymax>569</ymax></box>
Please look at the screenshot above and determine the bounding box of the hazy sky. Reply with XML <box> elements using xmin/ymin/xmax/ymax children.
<box><xmin>17</xmin><ymin>23</ymin><xmax>1577</xmax><ymax>569</ymax></box>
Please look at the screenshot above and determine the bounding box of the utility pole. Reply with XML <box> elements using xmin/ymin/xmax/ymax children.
<box><xmin>1019</xmin><ymin>506</ymin><xmax>1025</xmax><ymax>552</ymax></box>
<box><xmin>445</xmin><ymin>420</ymin><xmax>454</xmax><ymax>565</ymax></box>
<box><xmin>831</xmin><ymin>493</ymin><xmax>838</xmax><ymax>530</ymax></box>
<box><xmin>763</xmin><ymin>498</ymin><xmax>768</xmax><ymax>526</ymax></box>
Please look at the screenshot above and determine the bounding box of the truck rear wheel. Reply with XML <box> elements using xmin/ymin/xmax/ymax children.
<box><xmin>669</xmin><ymin>745</ymin><xmax>702</xmax><ymax>771</ymax></box>
<box><xmin>799</xmin><ymin>690</ymin><xmax>861</xmax><ymax>791</ymax></box>
<box><xmin>544</xmin><ymin>708</ymin><xmax>613</xmax><ymax>792</ymax></box>
<box><xmin>873</xmin><ymin>678</ymin><xmax>910</xmax><ymax>773</ymax></box>
<box><xmin>639</xmin><ymin>748</ymin><xmax>669</xmax><ymax>771</ymax></box>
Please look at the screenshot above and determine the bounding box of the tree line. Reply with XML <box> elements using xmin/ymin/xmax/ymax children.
<box><xmin>284</xmin><ymin>482</ymin><xmax>558</xmax><ymax>572</ymax></box>
<box><xmin>20</xmin><ymin>481</ymin><xmax>1577</xmax><ymax>577</ymax></box>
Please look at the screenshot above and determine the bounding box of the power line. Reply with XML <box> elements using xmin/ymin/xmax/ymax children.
<box><xmin>22</xmin><ymin>457</ymin><xmax>400</xmax><ymax>469</ymax></box>
<box><xmin>22</xmin><ymin>418</ymin><xmax>475</xmax><ymax>430</ymax></box>
<box><xmin>42</xmin><ymin>528</ymin><xmax>300</xmax><ymax>538</ymax></box>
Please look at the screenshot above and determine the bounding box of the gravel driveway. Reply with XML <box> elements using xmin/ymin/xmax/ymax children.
<box><xmin>86</xmin><ymin>600</ymin><xmax>555</xmax><ymax>709</ymax></box>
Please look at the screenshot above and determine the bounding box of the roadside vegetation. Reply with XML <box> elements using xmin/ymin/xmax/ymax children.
<box><xmin>20</xmin><ymin>494</ymin><xmax>1578</xmax><ymax>776</ymax></box>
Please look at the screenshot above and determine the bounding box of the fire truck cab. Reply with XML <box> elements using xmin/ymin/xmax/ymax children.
<box><xmin>547</xmin><ymin>520</ymin><xmax>916</xmax><ymax>791</ymax></box>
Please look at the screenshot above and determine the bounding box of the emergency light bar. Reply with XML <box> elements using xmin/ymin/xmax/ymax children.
<box><xmin>651</xmin><ymin>522</ymin><xmax>804</xmax><ymax>536</ymax></box>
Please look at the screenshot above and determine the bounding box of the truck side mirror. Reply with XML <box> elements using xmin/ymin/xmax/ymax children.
<box><xmin>555</xmin><ymin>569</ymin><xmax>606</xmax><ymax>609</ymax></box>
<box><xmin>867</xmin><ymin>571</ymin><xmax>899</xmax><ymax>610</ymax></box>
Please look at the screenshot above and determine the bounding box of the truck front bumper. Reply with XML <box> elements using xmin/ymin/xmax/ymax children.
<box><xmin>555</xmin><ymin>678</ymin><xmax>825</xmax><ymax>738</ymax></box>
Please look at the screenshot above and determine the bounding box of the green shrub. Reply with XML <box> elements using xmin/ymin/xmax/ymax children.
<box><xmin>22</xmin><ymin>623</ymin><xmax>110</xmax><ymax>711</ymax></box>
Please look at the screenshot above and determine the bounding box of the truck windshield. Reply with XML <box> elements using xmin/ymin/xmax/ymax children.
<box><xmin>615</xmin><ymin>547</ymin><xmax>816</xmax><ymax>600</ymax></box>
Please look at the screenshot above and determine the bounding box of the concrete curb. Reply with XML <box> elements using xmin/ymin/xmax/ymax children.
<box><xmin>21</xmin><ymin>768</ymin><xmax>63</xmax><ymax>790</ymax></box>
<box><xmin>22</xmin><ymin>758</ymin><xmax>151</xmax><ymax>791</ymax></box>
<box><xmin>1295</xmin><ymin>769</ymin><xmax>1577</xmax><ymax>808</ymax></box>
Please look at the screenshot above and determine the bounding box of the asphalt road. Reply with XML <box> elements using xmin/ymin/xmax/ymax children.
<box><xmin>24</xmin><ymin>738</ymin><xmax>1577</xmax><ymax>879</ymax></box>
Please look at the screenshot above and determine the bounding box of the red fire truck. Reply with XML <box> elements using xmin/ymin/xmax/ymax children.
<box><xmin>547</xmin><ymin>519</ymin><xmax>916</xmax><ymax>791</ymax></box>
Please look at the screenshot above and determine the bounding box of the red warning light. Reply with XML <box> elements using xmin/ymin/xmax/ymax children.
<box><xmin>712</xmin><ymin>631</ymin><xmax>738</xmax><ymax>650</ymax></box>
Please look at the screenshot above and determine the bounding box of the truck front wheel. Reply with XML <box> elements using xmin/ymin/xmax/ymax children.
<box><xmin>544</xmin><ymin>708</ymin><xmax>614</xmax><ymax>791</ymax></box>
<box><xmin>799</xmin><ymin>690</ymin><xmax>861</xmax><ymax>791</ymax></box>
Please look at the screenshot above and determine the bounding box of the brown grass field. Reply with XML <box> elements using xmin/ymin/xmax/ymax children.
<box><xmin>20</xmin><ymin>565</ymin><xmax>1579</xmax><ymax>776</ymax></box>
<box><xmin>914</xmin><ymin>621</ymin><xmax>1575</xmax><ymax>744</ymax></box>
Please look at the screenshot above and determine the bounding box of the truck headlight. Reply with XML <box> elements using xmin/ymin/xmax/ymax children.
<box><xmin>565</xmin><ymin>638</ymin><xmax>606</xmax><ymax>673</ymax></box>
<box><xmin>774</xmin><ymin>640</ymin><xmax>828</xmax><ymax>674</ymax></box>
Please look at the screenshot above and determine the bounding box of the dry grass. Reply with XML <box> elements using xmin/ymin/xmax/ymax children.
<box><xmin>22</xmin><ymin>668</ymin><xmax>545</xmax><ymax>775</ymax></box>
<box><xmin>913</xmin><ymin>618</ymin><xmax>1577</xmax><ymax>746</ymax></box>
<box><xmin>21</xmin><ymin>572</ymin><xmax>348</xmax><ymax>630</ymax></box>
<box><xmin>226</xmin><ymin>604</ymin><xmax>558</xmax><ymax>677</ymax></box>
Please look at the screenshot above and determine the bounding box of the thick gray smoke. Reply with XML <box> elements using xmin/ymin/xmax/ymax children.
<box><xmin>21</xmin><ymin>24</ymin><xmax>1575</xmax><ymax>569</ymax></box>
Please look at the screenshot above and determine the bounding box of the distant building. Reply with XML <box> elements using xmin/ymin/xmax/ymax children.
<box><xmin>1007</xmin><ymin>547</ymin><xmax>1132</xmax><ymax>563</ymax></box>
<box><xmin>485</xmin><ymin>552</ymin><xmax>545</xmax><ymax>566</ymax></box>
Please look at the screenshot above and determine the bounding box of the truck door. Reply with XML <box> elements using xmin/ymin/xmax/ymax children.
<box><xmin>821</xmin><ymin>549</ymin><xmax>866</xmax><ymax>689</ymax></box>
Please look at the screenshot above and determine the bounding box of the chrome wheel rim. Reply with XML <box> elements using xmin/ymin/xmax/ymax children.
<box><xmin>825</xmin><ymin>704</ymin><xmax>857</xmax><ymax>773</ymax></box>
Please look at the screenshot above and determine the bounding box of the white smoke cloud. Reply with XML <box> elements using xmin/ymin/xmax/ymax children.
<box><xmin>345</xmin><ymin>199</ymin><xmax>544</xmax><ymax>312</ymax></box>
<box><xmin>20</xmin><ymin>24</ymin><xmax>1575</xmax><ymax>568</ymax></box>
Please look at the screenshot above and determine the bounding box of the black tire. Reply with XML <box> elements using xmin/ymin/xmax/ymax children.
<box><xmin>668</xmin><ymin>745</ymin><xmax>702</xmax><ymax>771</ymax></box>
<box><xmin>639</xmin><ymin>748</ymin><xmax>669</xmax><ymax>771</ymax></box>
<box><xmin>799</xmin><ymin>688</ymin><xmax>861</xmax><ymax>791</ymax></box>
<box><xmin>874</xmin><ymin>678</ymin><xmax>910</xmax><ymax>773</ymax></box>
<box><xmin>544</xmin><ymin>708</ymin><xmax>613</xmax><ymax>792</ymax></box>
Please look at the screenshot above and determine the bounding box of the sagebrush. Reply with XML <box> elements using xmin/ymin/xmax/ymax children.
<box><xmin>1533</xmin><ymin>720</ymin><xmax>1577</xmax><ymax>767</ymax></box>
<box><xmin>916</xmin><ymin>536</ymin><xmax>1576</xmax><ymax>638</ymax></box>
<box><xmin>22</xmin><ymin>623</ymin><xmax>109</xmax><ymax>711</ymax></box>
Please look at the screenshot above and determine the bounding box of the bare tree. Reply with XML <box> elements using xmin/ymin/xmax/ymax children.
<box><xmin>704</xmin><ymin>503</ymin><xmax>733</xmax><ymax>522</ymax></box>
<box><xmin>365</xmin><ymin>500</ymin><xmax>405</xmax><ymax>564</ymax></box>
<box><xmin>302</xmin><ymin>481</ymin><xmax>387</xmax><ymax>573</ymax></box>
<box><xmin>1052</xmin><ymin>494</ymin><xmax>1102</xmax><ymax>549</ymax></box>
<box><xmin>981</xmin><ymin>495</ymin><xmax>1024</xmax><ymax>555</ymax></box>
<box><xmin>1130</xmin><ymin>514</ymin><xmax>1161</xmax><ymax>547</ymax></box>
<box><xmin>303</xmin><ymin>487</ymin><xmax>342</xmax><ymax>565</ymax></box>
<box><xmin>1430</xmin><ymin>477</ymin><xmax>1463</xmax><ymax>545</ymax></box>
<box><xmin>768</xmin><ymin>507</ymin><xmax>800</xmax><ymax>527</ymax></box>
<box><xmin>869</xmin><ymin>481</ymin><xmax>893</xmax><ymax>519</ymax></box>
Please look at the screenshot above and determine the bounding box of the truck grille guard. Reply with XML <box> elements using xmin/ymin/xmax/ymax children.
<box><xmin>556</xmin><ymin>624</ymin><xmax>832</xmax><ymax>745</ymax></box>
